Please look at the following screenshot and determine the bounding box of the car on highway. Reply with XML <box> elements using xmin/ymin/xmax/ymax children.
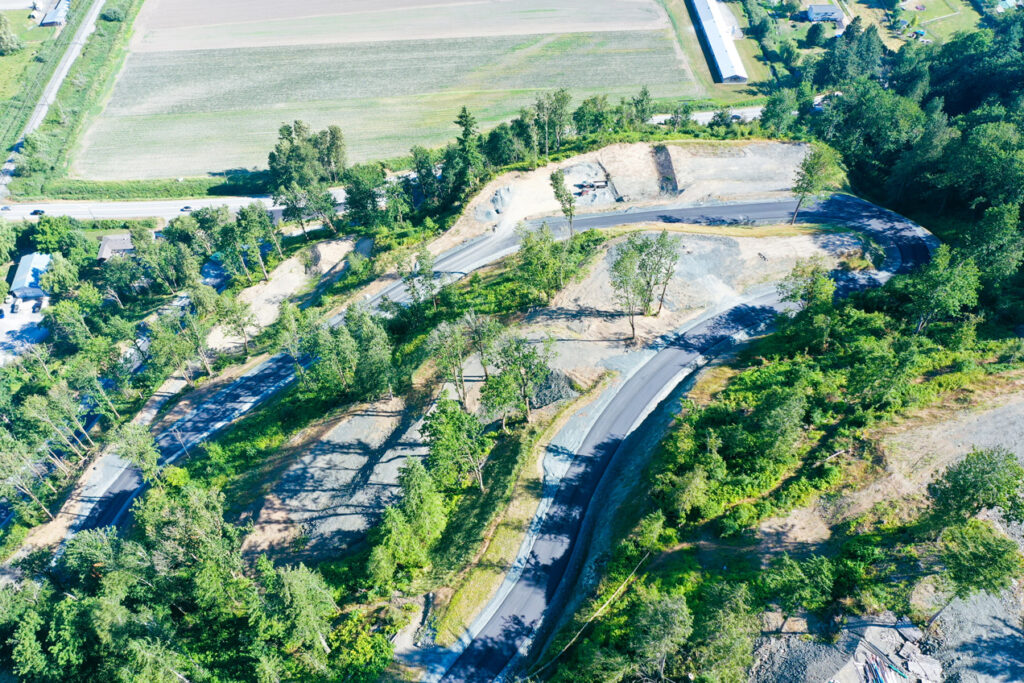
<box><xmin>29</xmin><ymin>209</ymin><xmax>45</xmax><ymax>216</ymax></box>
<box><xmin>0</xmin><ymin>205</ymin><xmax>10</xmax><ymax>211</ymax></box>
<box><xmin>180</xmin><ymin>205</ymin><xmax>193</xmax><ymax>212</ymax></box>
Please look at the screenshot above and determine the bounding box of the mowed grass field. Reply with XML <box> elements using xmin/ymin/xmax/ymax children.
<box><xmin>70</xmin><ymin>0</ymin><xmax>717</xmax><ymax>180</ymax></box>
<box><xmin>0</xmin><ymin>10</ymin><xmax>56</xmax><ymax>99</ymax></box>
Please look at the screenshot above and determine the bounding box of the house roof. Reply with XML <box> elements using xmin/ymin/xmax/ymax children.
<box><xmin>97</xmin><ymin>233</ymin><xmax>135</xmax><ymax>260</ymax></box>
<box><xmin>11</xmin><ymin>252</ymin><xmax>51</xmax><ymax>296</ymax></box>
<box><xmin>808</xmin><ymin>3</ymin><xmax>844</xmax><ymax>17</ymax></box>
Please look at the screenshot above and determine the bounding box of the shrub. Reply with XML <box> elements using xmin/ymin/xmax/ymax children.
<box><xmin>101</xmin><ymin>7</ymin><xmax>125</xmax><ymax>21</ymax></box>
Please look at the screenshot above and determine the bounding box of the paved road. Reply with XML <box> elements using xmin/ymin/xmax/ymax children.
<box><xmin>69</xmin><ymin>198</ymin><xmax>813</xmax><ymax>533</ymax></box>
<box><xmin>433</xmin><ymin>196</ymin><xmax>936</xmax><ymax>682</ymax></box>
<box><xmin>64</xmin><ymin>196</ymin><xmax>938</xmax><ymax>683</ymax></box>
<box><xmin>0</xmin><ymin>188</ymin><xmax>348</xmax><ymax>222</ymax></box>
<box><xmin>1</xmin><ymin>0</ymin><xmax>107</xmax><ymax>194</ymax></box>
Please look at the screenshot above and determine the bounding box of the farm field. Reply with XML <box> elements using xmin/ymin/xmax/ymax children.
<box><xmin>69</xmin><ymin>0</ymin><xmax>748</xmax><ymax>180</ymax></box>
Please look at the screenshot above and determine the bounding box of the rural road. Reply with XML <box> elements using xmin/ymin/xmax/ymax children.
<box><xmin>428</xmin><ymin>196</ymin><xmax>936</xmax><ymax>683</ymax></box>
<box><xmin>0</xmin><ymin>0</ymin><xmax>108</xmax><ymax>194</ymax></box>
<box><xmin>70</xmin><ymin>196</ymin><xmax>933</xmax><ymax>543</ymax></box>
<box><xmin>71</xmin><ymin>197</ymin><xmax>824</xmax><ymax>533</ymax></box>
<box><xmin>0</xmin><ymin>189</ymin><xmax>347</xmax><ymax>221</ymax></box>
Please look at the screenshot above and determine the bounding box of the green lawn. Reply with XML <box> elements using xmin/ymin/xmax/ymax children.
<box><xmin>912</xmin><ymin>0</ymin><xmax>981</xmax><ymax>41</ymax></box>
<box><xmin>0</xmin><ymin>10</ymin><xmax>57</xmax><ymax>99</ymax></box>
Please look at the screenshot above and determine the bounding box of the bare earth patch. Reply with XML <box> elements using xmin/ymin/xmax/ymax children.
<box><xmin>436</xmin><ymin>141</ymin><xmax>808</xmax><ymax>254</ymax></box>
<box><xmin>207</xmin><ymin>239</ymin><xmax>352</xmax><ymax>352</ymax></box>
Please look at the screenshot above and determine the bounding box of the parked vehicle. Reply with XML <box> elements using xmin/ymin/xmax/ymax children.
<box><xmin>32</xmin><ymin>301</ymin><xmax>42</xmax><ymax>314</ymax></box>
<box><xmin>10</xmin><ymin>302</ymin><xmax>19</xmax><ymax>314</ymax></box>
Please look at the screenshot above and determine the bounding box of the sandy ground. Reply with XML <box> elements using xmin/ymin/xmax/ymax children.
<box><xmin>208</xmin><ymin>239</ymin><xmax>352</xmax><ymax>352</ymax></box>
<box><xmin>666</xmin><ymin>141</ymin><xmax>809</xmax><ymax>203</ymax></box>
<box><xmin>434</xmin><ymin>141</ymin><xmax>808</xmax><ymax>255</ymax></box>
<box><xmin>527</xmin><ymin>230</ymin><xmax>859</xmax><ymax>363</ymax></box>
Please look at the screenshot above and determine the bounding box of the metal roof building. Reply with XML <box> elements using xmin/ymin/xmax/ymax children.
<box><xmin>11</xmin><ymin>253</ymin><xmax>51</xmax><ymax>299</ymax></box>
<box><xmin>40</xmin><ymin>0</ymin><xmax>70</xmax><ymax>27</ymax></box>
<box><xmin>689</xmin><ymin>0</ymin><xmax>749</xmax><ymax>83</ymax></box>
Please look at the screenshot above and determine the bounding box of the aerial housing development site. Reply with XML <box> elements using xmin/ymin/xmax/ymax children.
<box><xmin>1</xmin><ymin>0</ymin><xmax>1024</xmax><ymax>681</ymax></box>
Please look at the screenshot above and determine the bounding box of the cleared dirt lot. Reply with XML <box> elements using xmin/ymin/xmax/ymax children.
<box><xmin>71</xmin><ymin>0</ymin><xmax>700</xmax><ymax>179</ymax></box>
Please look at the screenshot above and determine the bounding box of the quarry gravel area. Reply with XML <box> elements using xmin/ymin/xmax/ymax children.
<box><xmin>439</xmin><ymin>141</ymin><xmax>808</xmax><ymax>254</ymax></box>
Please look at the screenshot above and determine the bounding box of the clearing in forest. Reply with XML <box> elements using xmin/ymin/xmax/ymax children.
<box><xmin>71</xmin><ymin>0</ymin><xmax>710</xmax><ymax>180</ymax></box>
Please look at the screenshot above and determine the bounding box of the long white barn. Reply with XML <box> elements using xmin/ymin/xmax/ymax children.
<box><xmin>689</xmin><ymin>0</ymin><xmax>749</xmax><ymax>83</ymax></box>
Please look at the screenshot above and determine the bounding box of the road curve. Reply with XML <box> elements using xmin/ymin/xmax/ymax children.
<box><xmin>69</xmin><ymin>197</ymin><xmax>814</xmax><ymax>534</ymax></box>
<box><xmin>430</xmin><ymin>196</ymin><xmax>936</xmax><ymax>682</ymax></box>
<box><xmin>70</xmin><ymin>198</ymin><xmax>935</xmax><ymax>582</ymax></box>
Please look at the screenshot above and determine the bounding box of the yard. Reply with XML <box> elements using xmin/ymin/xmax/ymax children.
<box><xmin>69</xmin><ymin>0</ymin><xmax>719</xmax><ymax>180</ymax></box>
<box><xmin>0</xmin><ymin>9</ymin><xmax>57</xmax><ymax>140</ymax></box>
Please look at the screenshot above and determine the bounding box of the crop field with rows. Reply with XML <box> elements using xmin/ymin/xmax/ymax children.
<box><xmin>70</xmin><ymin>0</ymin><xmax>707</xmax><ymax>179</ymax></box>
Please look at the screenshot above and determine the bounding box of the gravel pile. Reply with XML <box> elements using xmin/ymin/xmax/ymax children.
<box><xmin>751</xmin><ymin>612</ymin><xmax>945</xmax><ymax>683</ymax></box>
<box><xmin>925</xmin><ymin>586</ymin><xmax>1024</xmax><ymax>683</ymax></box>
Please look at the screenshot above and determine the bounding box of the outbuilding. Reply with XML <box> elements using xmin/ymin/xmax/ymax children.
<box><xmin>11</xmin><ymin>252</ymin><xmax>51</xmax><ymax>299</ymax></box>
<box><xmin>40</xmin><ymin>0</ymin><xmax>69</xmax><ymax>27</ymax></box>
<box><xmin>807</xmin><ymin>4</ymin><xmax>845</xmax><ymax>22</ymax></box>
<box><xmin>688</xmin><ymin>0</ymin><xmax>749</xmax><ymax>83</ymax></box>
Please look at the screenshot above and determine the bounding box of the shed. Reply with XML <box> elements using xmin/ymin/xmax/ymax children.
<box><xmin>40</xmin><ymin>0</ymin><xmax>69</xmax><ymax>26</ymax></box>
<box><xmin>11</xmin><ymin>253</ymin><xmax>51</xmax><ymax>299</ymax></box>
<box><xmin>807</xmin><ymin>4</ymin><xmax>845</xmax><ymax>22</ymax></box>
<box><xmin>97</xmin><ymin>233</ymin><xmax>135</xmax><ymax>261</ymax></box>
<box><xmin>688</xmin><ymin>0</ymin><xmax>749</xmax><ymax>83</ymax></box>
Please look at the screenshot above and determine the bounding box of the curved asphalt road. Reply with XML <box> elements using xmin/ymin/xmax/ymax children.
<box><xmin>433</xmin><ymin>196</ymin><xmax>936</xmax><ymax>682</ymax></box>
<box><xmin>74</xmin><ymin>196</ymin><xmax>936</xmax><ymax>621</ymax></box>
<box><xmin>75</xmin><ymin>197</ymin><xmax>826</xmax><ymax>531</ymax></box>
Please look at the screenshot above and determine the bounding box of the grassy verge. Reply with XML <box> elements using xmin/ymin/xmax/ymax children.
<box><xmin>0</xmin><ymin>3</ymin><xmax>88</xmax><ymax>152</ymax></box>
<box><xmin>11</xmin><ymin>173</ymin><xmax>272</xmax><ymax>201</ymax></box>
<box><xmin>431</xmin><ymin>375</ymin><xmax>612</xmax><ymax>646</ymax></box>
